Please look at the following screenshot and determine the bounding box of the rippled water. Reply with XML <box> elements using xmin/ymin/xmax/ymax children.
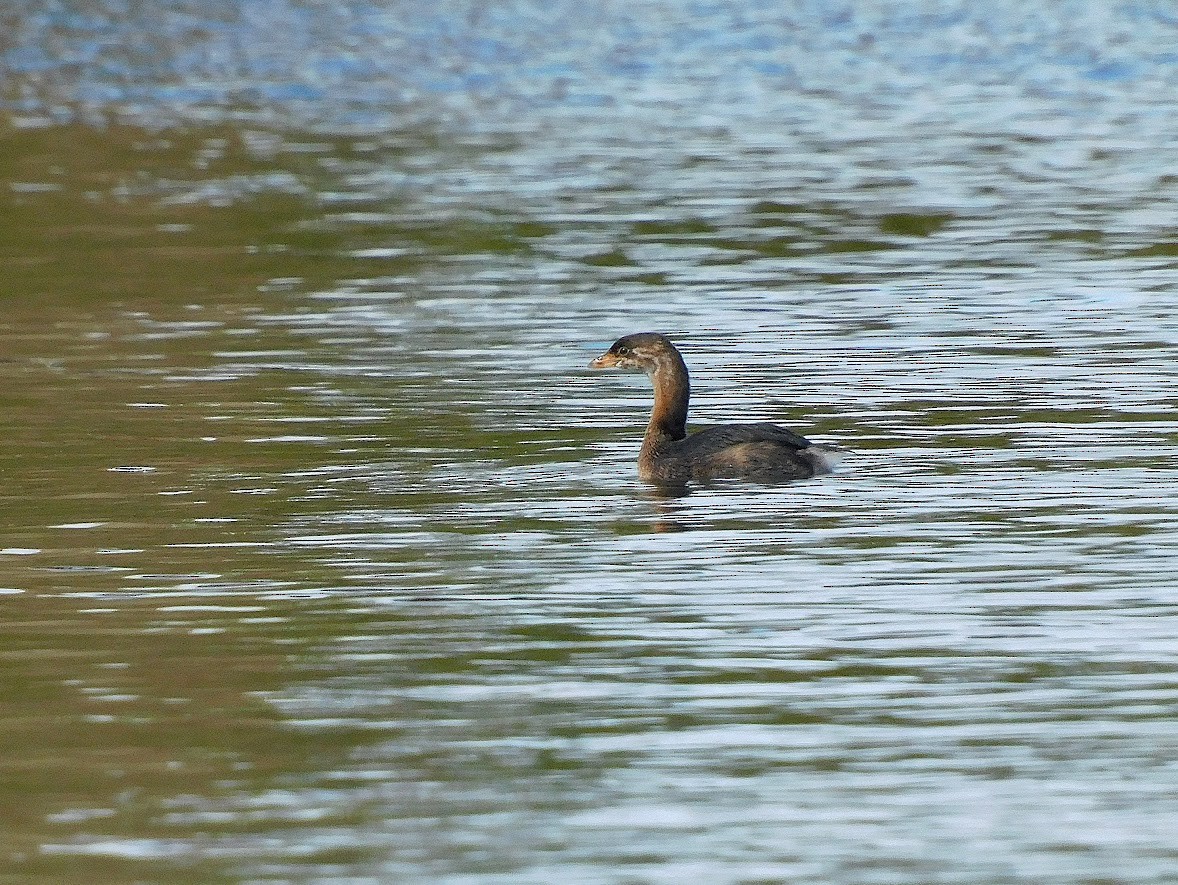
<box><xmin>3</xmin><ymin>3</ymin><xmax>1178</xmax><ymax>883</ymax></box>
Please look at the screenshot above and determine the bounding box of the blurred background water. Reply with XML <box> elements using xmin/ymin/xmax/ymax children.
<box><xmin>2</xmin><ymin>2</ymin><xmax>1178</xmax><ymax>883</ymax></box>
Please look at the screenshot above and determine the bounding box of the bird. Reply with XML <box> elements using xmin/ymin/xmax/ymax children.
<box><xmin>589</xmin><ymin>332</ymin><xmax>832</xmax><ymax>485</ymax></box>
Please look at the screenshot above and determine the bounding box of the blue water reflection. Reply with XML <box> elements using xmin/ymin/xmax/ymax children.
<box><xmin>3</xmin><ymin>1</ymin><xmax>1177</xmax><ymax>127</ymax></box>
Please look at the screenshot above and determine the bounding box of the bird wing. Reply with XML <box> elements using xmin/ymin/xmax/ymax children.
<box><xmin>678</xmin><ymin>422</ymin><xmax>813</xmax><ymax>458</ymax></box>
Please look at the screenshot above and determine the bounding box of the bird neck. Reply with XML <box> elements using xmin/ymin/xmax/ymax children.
<box><xmin>640</xmin><ymin>349</ymin><xmax>690</xmax><ymax>455</ymax></box>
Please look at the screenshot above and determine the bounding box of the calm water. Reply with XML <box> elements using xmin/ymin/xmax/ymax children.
<box><xmin>3</xmin><ymin>3</ymin><xmax>1178</xmax><ymax>883</ymax></box>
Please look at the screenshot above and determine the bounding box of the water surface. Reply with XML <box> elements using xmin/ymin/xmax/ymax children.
<box><xmin>2</xmin><ymin>3</ymin><xmax>1178</xmax><ymax>883</ymax></box>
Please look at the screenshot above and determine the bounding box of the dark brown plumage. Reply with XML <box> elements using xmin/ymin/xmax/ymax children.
<box><xmin>590</xmin><ymin>332</ymin><xmax>830</xmax><ymax>485</ymax></box>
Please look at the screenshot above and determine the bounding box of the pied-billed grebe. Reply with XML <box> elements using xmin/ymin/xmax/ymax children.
<box><xmin>590</xmin><ymin>332</ymin><xmax>831</xmax><ymax>484</ymax></box>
